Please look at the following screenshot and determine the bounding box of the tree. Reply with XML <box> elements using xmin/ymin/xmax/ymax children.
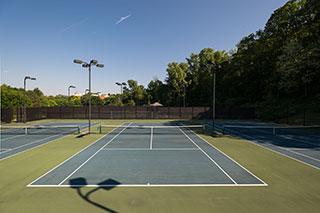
<box><xmin>122</xmin><ymin>80</ymin><xmax>146</xmax><ymax>105</ymax></box>
<box><xmin>166</xmin><ymin>62</ymin><xmax>189</xmax><ymax>106</ymax></box>
<box><xmin>80</xmin><ymin>94</ymin><xmax>103</xmax><ymax>106</ymax></box>
<box><xmin>147</xmin><ymin>79</ymin><xmax>168</xmax><ymax>104</ymax></box>
<box><xmin>0</xmin><ymin>84</ymin><xmax>30</xmax><ymax>108</ymax></box>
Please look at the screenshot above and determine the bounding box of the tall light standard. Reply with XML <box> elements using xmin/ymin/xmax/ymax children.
<box><xmin>23</xmin><ymin>76</ymin><xmax>36</xmax><ymax>122</ymax></box>
<box><xmin>73</xmin><ymin>59</ymin><xmax>104</xmax><ymax>133</ymax></box>
<box><xmin>24</xmin><ymin>76</ymin><xmax>36</xmax><ymax>91</ymax></box>
<box><xmin>115</xmin><ymin>82</ymin><xmax>126</xmax><ymax>94</ymax></box>
<box><xmin>183</xmin><ymin>86</ymin><xmax>186</xmax><ymax>107</ymax></box>
<box><xmin>115</xmin><ymin>82</ymin><xmax>126</xmax><ymax>102</ymax></box>
<box><xmin>68</xmin><ymin>85</ymin><xmax>76</xmax><ymax>97</ymax></box>
<box><xmin>207</xmin><ymin>62</ymin><xmax>220</xmax><ymax>131</ymax></box>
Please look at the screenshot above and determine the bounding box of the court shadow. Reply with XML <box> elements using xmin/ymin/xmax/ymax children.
<box><xmin>69</xmin><ymin>178</ymin><xmax>120</xmax><ymax>213</ymax></box>
<box><xmin>76</xmin><ymin>133</ymin><xmax>90</xmax><ymax>138</ymax></box>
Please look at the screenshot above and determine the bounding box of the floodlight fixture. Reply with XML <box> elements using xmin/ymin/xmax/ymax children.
<box><xmin>90</xmin><ymin>60</ymin><xmax>98</xmax><ymax>65</ymax></box>
<box><xmin>82</xmin><ymin>63</ymin><xmax>89</xmax><ymax>68</ymax></box>
<box><xmin>73</xmin><ymin>59</ymin><xmax>84</xmax><ymax>64</ymax></box>
<box><xmin>68</xmin><ymin>85</ymin><xmax>76</xmax><ymax>96</ymax></box>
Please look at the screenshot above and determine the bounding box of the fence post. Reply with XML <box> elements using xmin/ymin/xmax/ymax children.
<box><xmin>192</xmin><ymin>107</ymin><xmax>194</xmax><ymax>119</ymax></box>
<box><xmin>135</xmin><ymin>106</ymin><xmax>137</xmax><ymax>119</ymax></box>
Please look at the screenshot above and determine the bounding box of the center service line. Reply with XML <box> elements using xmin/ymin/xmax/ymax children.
<box><xmin>150</xmin><ymin>127</ymin><xmax>153</xmax><ymax>150</ymax></box>
<box><xmin>58</xmin><ymin>122</ymin><xmax>132</xmax><ymax>185</ymax></box>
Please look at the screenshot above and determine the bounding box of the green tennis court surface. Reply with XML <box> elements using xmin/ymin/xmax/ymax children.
<box><xmin>1</xmin><ymin>119</ymin><xmax>319</xmax><ymax>213</ymax></box>
<box><xmin>0</xmin><ymin>122</ymin><xmax>89</xmax><ymax>160</ymax></box>
<box><xmin>28</xmin><ymin>122</ymin><xmax>266</xmax><ymax>187</ymax></box>
<box><xmin>215</xmin><ymin>121</ymin><xmax>320</xmax><ymax>169</ymax></box>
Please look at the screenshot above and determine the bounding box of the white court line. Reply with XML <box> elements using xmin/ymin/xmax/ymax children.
<box><xmin>280</xmin><ymin>135</ymin><xmax>320</xmax><ymax>147</ymax></box>
<box><xmin>0</xmin><ymin>134</ymin><xmax>60</xmax><ymax>154</ymax></box>
<box><xmin>0</xmin><ymin>134</ymin><xmax>72</xmax><ymax>161</ymax></box>
<box><xmin>0</xmin><ymin>128</ymin><xmax>50</xmax><ymax>142</ymax></box>
<box><xmin>28</xmin><ymin>183</ymin><xmax>267</xmax><ymax>188</ymax></box>
<box><xmin>150</xmin><ymin>127</ymin><xmax>153</xmax><ymax>150</ymax></box>
<box><xmin>282</xmin><ymin>147</ymin><xmax>320</xmax><ymax>162</ymax></box>
<box><xmin>1</xmin><ymin>134</ymin><xmax>26</xmax><ymax>141</ymax></box>
<box><xmin>100</xmin><ymin>148</ymin><xmax>200</xmax><ymax>151</ymax></box>
<box><xmin>227</xmin><ymin>128</ymin><xmax>320</xmax><ymax>164</ymax></box>
<box><xmin>57</xmin><ymin>122</ymin><xmax>133</xmax><ymax>186</ymax></box>
<box><xmin>188</xmin><ymin>129</ymin><xmax>268</xmax><ymax>186</ymax></box>
<box><xmin>178</xmin><ymin>127</ymin><xmax>237</xmax><ymax>185</ymax></box>
<box><xmin>224</xmin><ymin>128</ymin><xmax>320</xmax><ymax>170</ymax></box>
<box><xmin>27</xmin><ymin>122</ymin><xmax>127</xmax><ymax>186</ymax></box>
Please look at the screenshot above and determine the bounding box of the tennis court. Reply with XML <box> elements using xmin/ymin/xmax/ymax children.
<box><xmin>28</xmin><ymin>122</ymin><xmax>266</xmax><ymax>187</ymax></box>
<box><xmin>216</xmin><ymin>122</ymin><xmax>320</xmax><ymax>169</ymax></box>
<box><xmin>0</xmin><ymin>122</ymin><xmax>89</xmax><ymax>160</ymax></box>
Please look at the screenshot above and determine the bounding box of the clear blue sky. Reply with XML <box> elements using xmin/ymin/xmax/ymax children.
<box><xmin>0</xmin><ymin>0</ymin><xmax>287</xmax><ymax>95</ymax></box>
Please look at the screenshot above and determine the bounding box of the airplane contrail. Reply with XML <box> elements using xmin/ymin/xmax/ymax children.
<box><xmin>116</xmin><ymin>14</ymin><xmax>131</xmax><ymax>25</ymax></box>
<box><xmin>59</xmin><ymin>17</ymin><xmax>89</xmax><ymax>33</ymax></box>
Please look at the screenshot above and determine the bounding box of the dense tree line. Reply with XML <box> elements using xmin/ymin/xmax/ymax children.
<box><xmin>114</xmin><ymin>0</ymin><xmax>320</xmax><ymax>111</ymax></box>
<box><xmin>1</xmin><ymin>0</ymin><xmax>319</xmax><ymax>120</ymax></box>
<box><xmin>0</xmin><ymin>84</ymin><xmax>104</xmax><ymax>108</ymax></box>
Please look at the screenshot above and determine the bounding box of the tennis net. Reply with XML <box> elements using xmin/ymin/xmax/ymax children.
<box><xmin>97</xmin><ymin>124</ymin><xmax>206</xmax><ymax>135</ymax></box>
<box><xmin>0</xmin><ymin>125</ymin><xmax>81</xmax><ymax>135</ymax></box>
<box><xmin>219</xmin><ymin>125</ymin><xmax>320</xmax><ymax>136</ymax></box>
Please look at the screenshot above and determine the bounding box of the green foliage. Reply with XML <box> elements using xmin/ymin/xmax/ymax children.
<box><xmin>122</xmin><ymin>80</ymin><xmax>147</xmax><ymax>106</ymax></box>
<box><xmin>104</xmin><ymin>94</ymin><xmax>123</xmax><ymax>106</ymax></box>
<box><xmin>0</xmin><ymin>85</ymin><xmax>102</xmax><ymax>108</ymax></box>
<box><xmin>165</xmin><ymin>62</ymin><xmax>189</xmax><ymax>106</ymax></box>
<box><xmin>80</xmin><ymin>94</ymin><xmax>103</xmax><ymax>106</ymax></box>
<box><xmin>1</xmin><ymin>84</ymin><xmax>31</xmax><ymax>108</ymax></box>
<box><xmin>147</xmin><ymin>79</ymin><xmax>168</xmax><ymax>104</ymax></box>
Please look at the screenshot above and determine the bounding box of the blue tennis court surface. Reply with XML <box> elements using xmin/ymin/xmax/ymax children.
<box><xmin>28</xmin><ymin>122</ymin><xmax>266</xmax><ymax>187</ymax></box>
<box><xmin>0</xmin><ymin>122</ymin><xmax>89</xmax><ymax>160</ymax></box>
<box><xmin>216</xmin><ymin>122</ymin><xmax>320</xmax><ymax>170</ymax></box>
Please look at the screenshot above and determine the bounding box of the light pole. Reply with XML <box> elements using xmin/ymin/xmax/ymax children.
<box><xmin>207</xmin><ymin>62</ymin><xmax>220</xmax><ymax>131</ymax></box>
<box><xmin>23</xmin><ymin>76</ymin><xmax>36</xmax><ymax>123</ymax></box>
<box><xmin>24</xmin><ymin>76</ymin><xmax>36</xmax><ymax>91</ymax></box>
<box><xmin>115</xmin><ymin>82</ymin><xmax>126</xmax><ymax>94</ymax></box>
<box><xmin>68</xmin><ymin>85</ymin><xmax>76</xmax><ymax>97</ymax></box>
<box><xmin>116</xmin><ymin>82</ymin><xmax>126</xmax><ymax>103</ymax></box>
<box><xmin>183</xmin><ymin>86</ymin><xmax>186</xmax><ymax>107</ymax></box>
<box><xmin>73</xmin><ymin>59</ymin><xmax>104</xmax><ymax>133</ymax></box>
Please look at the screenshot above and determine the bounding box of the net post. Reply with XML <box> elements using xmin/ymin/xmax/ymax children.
<box><xmin>77</xmin><ymin>126</ymin><xmax>80</xmax><ymax>134</ymax></box>
<box><xmin>25</xmin><ymin>127</ymin><xmax>28</xmax><ymax>135</ymax></box>
<box><xmin>273</xmin><ymin>128</ymin><xmax>276</xmax><ymax>135</ymax></box>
